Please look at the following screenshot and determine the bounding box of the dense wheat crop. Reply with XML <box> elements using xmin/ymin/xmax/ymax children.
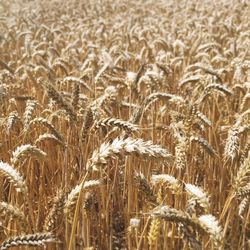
<box><xmin>0</xmin><ymin>0</ymin><xmax>249</xmax><ymax>249</ymax></box>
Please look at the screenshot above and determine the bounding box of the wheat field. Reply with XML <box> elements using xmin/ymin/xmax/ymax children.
<box><xmin>0</xmin><ymin>0</ymin><xmax>249</xmax><ymax>249</ymax></box>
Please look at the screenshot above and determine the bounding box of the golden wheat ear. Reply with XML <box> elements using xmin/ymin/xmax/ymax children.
<box><xmin>45</xmin><ymin>81</ymin><xmax>77</xmax><ymax>121</ymax></box>
<box><xmin>11</xmin><ymin>144</ymin><xmax>47</xmax><ymax>167</ymax></box>
<box><xmin>6</xmin><ymin>111</ymin><xmax>21</xmax><ymax>134</ymax></box>
<box><xmin>134</xmin><ymin>172</ymin><xmax>158</xmax><ymax>205</ymax></box>
<box><xmin>23</xmin><ymin>99</ymin><xmax>38</xmax><ymax>131</ymax></box>
<box><xmin>64</xmin><ymin>179</ymin><xmax>102</xmax><ymax>216</ymax></box>
<box><xmin>43</xmin><ymin>190</ymin><xmax>66</xmax><ymax>232</ymax></box>
<box><xmin>233</xmin><ymin>156</ymin><xmax>250</xmax><ymax>199</ymax></box>
<box><xmin>185</xmin><ymin>183</ymin><xmax>210</xmax><ymax>212</ymax></box>
<box><xmin>150</xmin><ymin>206</ymin><xmax>223</xmax><ymax>247</ymax></box>
<box><xmin>86</xmin><ymin>137</ymin><xmax>172</xmax><ymax>171</ymax></box>
<box><xmin>0</xmin><ymin>201</ymin><xmax>27</xmax><ymax>231</ymax></box>
<box><xmin>29</xmin><ymin>117</ymin><xmax>65</xmax><ymax>143</ymax></box>
<box><xmin>94</xmin><ymin>117</ymin><xmax>138</xmax><ymax>134</ymax></box>
<box><xmin>0</xmin><ymin>161</ymin><xmax>27</xmax><ymax>194</ymax></box>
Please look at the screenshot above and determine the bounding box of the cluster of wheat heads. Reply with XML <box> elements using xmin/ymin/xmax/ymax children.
<box><xmin>0</xmin><ymin>0</ymin><xmax>249</xmax><ymax>249</ymax></box>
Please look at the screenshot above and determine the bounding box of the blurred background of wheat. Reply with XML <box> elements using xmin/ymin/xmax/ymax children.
<box><xmin>0</xmin><ymin>0</ymin><xmax>249</xmax><ymax>249</ymax></box>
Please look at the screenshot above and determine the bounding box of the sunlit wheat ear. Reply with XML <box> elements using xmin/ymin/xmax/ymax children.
<box><xmin>233</xmin><ymin>156</ymin><xmax>250</xmax><ymax>199</ymax></box>
<box><xmin>6</xmin><ymin>111</ymin><xmax>20</xmax><ymax>134</ymax></box>
<box><xmin>87</xmin><ymin>137</ymin><xmax>172</xmax><ymax>171</ymax></box>
<box><xmin>190</xmin><ymin>136</ymin><xmax>216</xmax><ymax>156</ymax></box>
<box><xmin>198</xmin><ymin>214</ymin><xmax>223</xmax><ymax>247</ymax></box>
<box><xmin>178</xmin><ymin>76</ymin><xmax>201</xmax><ymax>88</ymax></box>
<box><xmin>44</xmin><ymin>190</ymin><xmax>66</xmax><ymax>232</ymax></box>
<box><xmin>11</xmin><ymin>144</ymin><xmax>47</xmax><ymax>166</ymax></box>
<box><xmin>0</xmin><ymin>161</ymin><xmax>27</xmax><ymax>194</ymax></box>
<box><xmin>151</xmin><ymin>174</ymin><xmax>182</xmax><ymax>192</ymax></box>
<box><xmin>29</xmin><ymin>117</ymin><xmax>65</xmax><ymax>143</ymax></box>
<box><xmin>64</xmin><ymin>179</ymin><xmax>102</xmax><ymax>215</ymax></box>
<box><xmin>185</xmin><ymin>183</ymin><xmax>210</xmax><ymax>211</ymax></box>
<box><xmin>0</xmin><ymin>232</ymin><xmax>56</xmax><ymax>250</ymax></box>
<box><xmin>224</xmin><ymin>125</ymin><xmax>250</xmax><ymax>161</ymax></box>
<box><xmin>35</xmin><ymin>133</ymin><xmax>66</xmax><ymax>147</ymax></box>
<box><xmin>224</xmin><ymin>128</ymin><xmax>240</xmax><ymax>160</ymax></box>
<box><xmin>23</xmin><ymin>99</ymin><xmax>38</xmax><ymax>131</ymax></box>
<box><xmin>175</xmin><ymin>137</ymin><xmax>187</xmax><ymax>169</ymax></box>
<box><xmin>135</xmin><ymin>172</ymin><xmax>157</xmax><ymax>205</ymax></box>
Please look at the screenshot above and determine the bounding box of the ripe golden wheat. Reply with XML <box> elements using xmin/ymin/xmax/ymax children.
<box><xmin>0</xmin><ymin>0</ymin><xmax>249</xmax><ymax>249</ymax></box>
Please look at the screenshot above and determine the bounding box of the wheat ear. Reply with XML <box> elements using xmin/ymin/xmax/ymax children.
<box><xmin>135</xmin><ymin>172</ymin><xmax>158</xmax><ymax>205</ymax></box>
<box><xmin>94</xmin><ymin>117</ymin><xmax>138</xmax><ymax>133</ymax></box>
<box><xmin>0</xmin><ymin>232</ymin><xmax>56</xmax><ymax>250</ymax></box>
<box><xmin>30</xmin><ymin>117</ymin><xmax>65</xmax><ymax>143</ymax></box>
<box><xmin>11</xmin><ymin>144</ymin><xmax>47</xmax><ymax>166</ymax></box>
<box><xmin>44</xmin><ymin>190</ymin><xmax>66</xmax><ymax>232</ymax></box>
<box><xmin>45</xmin><ymin>82</ymin><xmax>77</xmax><ymax>121</ymax></box>
<box><xmin>0</xmin><ymin>161</ymin><xmax>27</xmax><ymax>194</ymax></box>
<box><xmin>87</xmin><ymin>137</ymin><xmax>171</xmax><ymax>171</ymax></box>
